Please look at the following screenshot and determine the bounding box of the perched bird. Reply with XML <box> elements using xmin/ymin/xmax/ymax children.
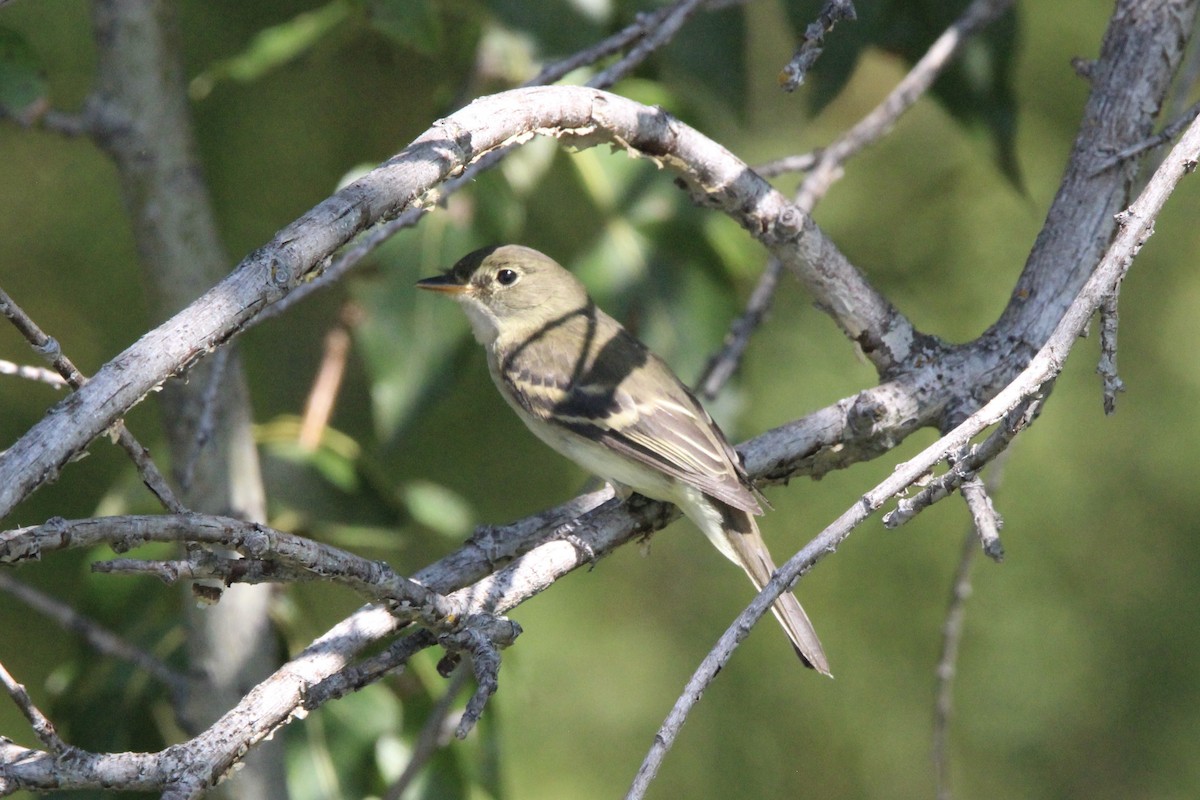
<box><xmin>417</xmin><ymin>244</ymin><xmax>829</xmax><ymax>674</ymax></box>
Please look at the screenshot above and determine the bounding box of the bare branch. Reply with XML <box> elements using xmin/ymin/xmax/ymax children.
<box><xmin>932</xmin><ymin>452</ymin><xmax>1008</xmax><ymax>795</ymax></box>
<box><xmin>882</xmin><ymin>394</ymin><xmax>1041</xmax><ymax>529</ymax></box>
<box><xmin>960</xmin><ymin>476</ymin><xmax>1005</xmax><ymax>562</ymax></box>
<box><xmin>1098</xmin><ymin>289</ymin><xmax>1126</xmax><ymax>414</ymax></box>
<box><xmin>25</xmin><ymin>110</ymin><xmax>1190</xmax><ymax>787</ymax></box>
<box><xmin>932</xmin><ymin>528</ymin><xmax>980</xmax><ymax>800</ymax></box>
<box><xmin>0</xmin><ymin>572</ymin><xmax>186</xmax><ymax>695</ymax></box>
<box><xmin>1091</xmin><ymin>98</ymin><xmax>1200</xmax><ymax>175</ymax></box>
<box><xmin>996</xmin><ymin>1</ymin><xmax>1196</xmax><ymax>347</ymax></box>
<box><xmin>0</xmin><ymin>660</ymin><xmax>66</xmax><ymax>754</ymax></box>
<box><xmin>0</xmin><ymin>85</ymin><xmax>909</xmax><ymax>522</ymax></box>
<box><xmin>0</xmin><ymin>285</ymin><xmax>185</xmax><ymax>514</ymax></box>
<box><xmin>777</xmin><ymin>0</ymin><xmax>857</xmax><ymax>92</ymax></box>
<box><xmin>694</xmin><ymin>257</ymin><xmax>784</xmax><ymax>401</ymax></box>
<box><xmin>0</xmin><ymin>358</ymin><xmax>68</xmax><ymax>388</ymax></box>
<box><xmin>629</xmin><ymin>103</ymin><xmax>1200</xmax><ymax>799</ymax></box>
<box><xmin>769</xmin><ymin>0</ymin><xmax>1016</xmax><ymax>211</ymax></box>
<box><xmin>1</xmin><ymin>515</ymin><xmax>460</xmax><ymax>628</ymax></box>
<box><xmin>0</xmin><ymin>286</ymin><xmax>90</xmax><ymax>388</ymax></box>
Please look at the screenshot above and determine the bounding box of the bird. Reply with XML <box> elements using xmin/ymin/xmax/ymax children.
<box><xmin>417</xmin><ymin>244</ymin><xmax>829</xmax><ymax>674</ymax></box>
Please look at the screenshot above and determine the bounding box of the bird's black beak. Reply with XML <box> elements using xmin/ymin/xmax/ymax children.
<box><xmin>416</xmin><ymin>274</ymin><xmax>468</xmax><ymax>295</ymax></box>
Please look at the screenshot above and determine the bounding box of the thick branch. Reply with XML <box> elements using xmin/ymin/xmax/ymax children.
<box><xmin>628</xmin><ymin>98</ymin><xmax>1200</xmax><ymax>799</ymax></box>
<box><xmin>1</xmin><ymin>4</ymin><xmax>1196</xmax><ymax>792</ymax></box>
<box><xmin>0</xmin><ymin>85</ymin><xmax>906</xmax><ymax>522</ymax></box>
<box><xmin>994</xmin><ymin>0</ymin><xmax>1197</xmax><ymax>347</ymax></box>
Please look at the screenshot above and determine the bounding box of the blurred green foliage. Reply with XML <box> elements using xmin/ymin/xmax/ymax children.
<box><xmin>1</xmin><ymin>1</ymin><xmax>1199</xmax><ymax>799</ymax></box>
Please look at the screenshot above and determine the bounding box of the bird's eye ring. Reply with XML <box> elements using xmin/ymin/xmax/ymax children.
<box><xmin>496</xmin><ymin>268</ymin><xmax>519</xmax><ymax>286</ymax></box>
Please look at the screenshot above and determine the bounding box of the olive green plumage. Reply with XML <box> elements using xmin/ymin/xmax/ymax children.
<box><xmin>419</xmin><ymin>244</ymin><xmax>829</xmax><ymax>675</ymax></box>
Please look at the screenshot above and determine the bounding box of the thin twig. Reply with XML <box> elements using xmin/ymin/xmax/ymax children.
<box><xmin>931</xmin><ymin>526</ymin><xmax>978</xmax><ymax>800</ymax></box>
<box><xmin>95</xmin><ymin>556</ymin><xmax>326</xmax><ymax>586</ymax></box>
<box><xmin>0</xmin><ymin>359</ymin><xmax>69</xmax><ymax>388</ymax></box>
<box><xmin>528</xmin><ymin>1</ymin><xmax>697</xmax><ymax>88</ymax></box>
<box><xmin>586</xmin><ymin>0</ymin><xmax>708</xmax><ymax>89</ymax></box>
<box><xmin>0</xmin><ymin>659</ymin><xmax>67</xmax><ymax>754</ymax></box>
<box><xmin>960</xmin><ymin>477</ymin><xmax>1004</xmax><ymax>561</ymax></box>
<box><xmin>932</xmin><ymin>451</ymin><xmax>1008</xmax><ymax>796</ymax></box>
<box><xmin>1</xmin><ymin>514</ymin><xmax>460</xmax><ymax>630</ymax></box>
<box><xmin>1097</xmin><ymin>289</ymin><xmax>1125</xmax><ymax>415</ymax></box>
<box><xmin>0</xmin><ymin>572</ymin><xmax>187</xmax><ymax>696</ymax></box>
<box><xmin>777</xmin><ymin>0</ymin><xmax>858</xmax><ymax>92</ymax></box>
<box><xmin>1091</xmin><ymin>99</ymin><xmax>1200</xmax><ymax>175</ymax></box>
<box><xmin>0</xmin><ymin>287</ymin><xmax>90</xmax><ymax>386</ymax></box>
<box><xmin>628</xmin><ymin>108</ymin><xmax>1200</xmax><ymax>799</ymax></box>
<box><xmin>759</xmin><ymin>0</ymin><xmax>1015</xmax><ymax>212</ymax></box>
<box><xmin>382</xmin><ymin>665</ymin><xmax>471</xmax><ymax>800</ymax></box>
<box><xmin>883</xmin><ymin>396</ymin><xmax>1041</xmax><ymax>529</ymax></box>
<box><xmin>796</xmin><ymin>0</ymin><xmax>1013</xmax><ymax>210</ymax></box>
<box><xmin>306</xmin><ymin>629</ymin><xmax>439</xmax><ymax>712</ymax></box>
<box><xmin>694</xmin><ymin>258</ymin><xmax>783</xmax><ymax>401</ymax></box>
<box><xmin>0</xmin><ymin>285</ymin><xmax>185</xmax><ymax>513</ymax></box>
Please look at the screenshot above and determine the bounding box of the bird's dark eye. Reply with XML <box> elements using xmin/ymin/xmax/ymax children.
<box><xmin>495</xmin><ymin>268</ymin><xmax>519</xmax><ymax>286</ymax></box>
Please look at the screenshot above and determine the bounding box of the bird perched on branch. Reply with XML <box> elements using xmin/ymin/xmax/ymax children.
<box><xmin>418</xmin><ymin>244</ymin><xmax>829</xmax><ymax>675</ymax></box>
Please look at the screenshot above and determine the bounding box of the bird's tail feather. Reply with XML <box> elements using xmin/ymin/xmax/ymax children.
<box><xmin>720</xmin><ymin>505</ymin><xmax>831</xmax><ymax>676</ymax></box>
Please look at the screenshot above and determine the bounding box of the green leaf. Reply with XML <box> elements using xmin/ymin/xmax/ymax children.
<box><xmin>352</xmin><ymin>218</ymin><xmax>483</xmax><ymax>441</ymax></box>
<box><xmin>256</xmin><ymin>417</ymin><xmax>404</xmax><ymax>530</ymax></box>
<box><xmin>370</xmin><ymin>0</ymin><xmax>443</xmax><ymax>55</ymax></box>
<box><xmin>189</xmin><ymin>0</ymin><xmax>351</xmax><ymax>100</ymax></box>
<box><xmin>0</xmin><ymin>26</ymin><xmax>47</xmax><ymax>121</ymax></box>
<box><xmin>289</xmin><ymin>683</ymin><xmax>403</xmax><ymax>799</ymax></box>
<box><xmin>400</xmin><ymin>479</ymin><xmax>475</xmax><ymax>538</ymax></box>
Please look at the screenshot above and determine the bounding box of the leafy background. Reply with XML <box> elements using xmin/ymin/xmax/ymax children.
<box><xmin>1</xmin><ymin>1</ymin><xmax>1199</xmax><ymax>798</ymax></box>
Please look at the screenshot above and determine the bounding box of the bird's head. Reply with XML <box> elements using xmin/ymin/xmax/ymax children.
<box><xmin>417</xmin><ymin>244</ymin><xmax>590</xmax><ymax>345</ymax></box>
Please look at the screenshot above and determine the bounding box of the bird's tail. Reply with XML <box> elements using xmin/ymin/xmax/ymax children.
<box><xmin>719</xmin><ymin>504</ymin><xmax>831</xmax><ymax>676</ymax></box>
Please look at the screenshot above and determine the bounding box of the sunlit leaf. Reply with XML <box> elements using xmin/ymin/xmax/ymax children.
<box><xmin>189</xmin><ymin>1</ymin><xmax>351</xmax><ymax>99</ymax></box>
<box><xmin>256</xmin><ymin>417</ymin><xmax>403</xmax><ymax>530</ymax></box>
<box><xmin>400</xmin><ymin>479</ymin><xmax>474</xmax><ymax>538</ymax></box>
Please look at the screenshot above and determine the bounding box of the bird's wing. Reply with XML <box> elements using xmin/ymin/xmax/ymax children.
<box><xmin>502</xmin><ymin>316</ymin><xmax>762</xmax><ymax>514</ymax></box>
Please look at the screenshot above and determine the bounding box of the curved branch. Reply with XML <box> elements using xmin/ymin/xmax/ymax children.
<box><xmin>628</xmin><ymin>97</ymin><xmax>1200</xmax><ymax>800</ymax></box>
<box><xmin>2</xmin><ymin>4</ymin><xmax>1196</xmax><ymax>791</ymax></box>
<box><xmin>0</xmin><ymin>514</ymin><xmax>458</xmax><ymax>627</ymax></box>
<box><xmin>0</xmin><ymin>85</ymin><xmax>905</xmax><ymax>522</ymax></box>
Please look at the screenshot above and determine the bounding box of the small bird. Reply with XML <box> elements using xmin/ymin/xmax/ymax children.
<box><xmin>417</xmin><ymin>245</ymin><xmax>829</xmax><ymax>674</ymax></box>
